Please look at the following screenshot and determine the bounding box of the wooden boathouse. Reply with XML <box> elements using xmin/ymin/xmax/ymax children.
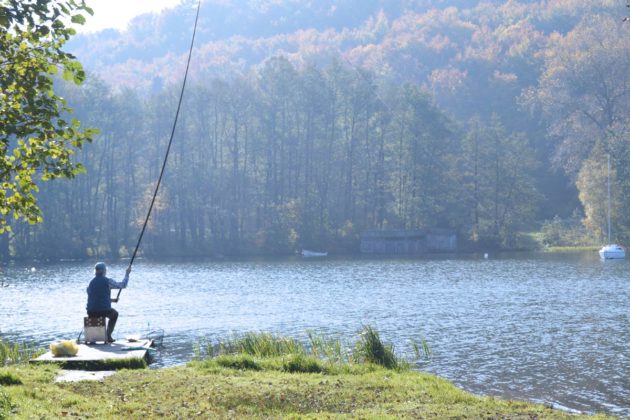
<box><xmin>360</xmin><ymin>229</ymin><xmax>457</xmax><ymax>255</ymax></box>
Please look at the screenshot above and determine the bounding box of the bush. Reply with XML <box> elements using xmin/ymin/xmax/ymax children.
<box><xmin>540</xmin><ymin>213</ymin><xmax>595</xmax><ymax>247</ymax></box>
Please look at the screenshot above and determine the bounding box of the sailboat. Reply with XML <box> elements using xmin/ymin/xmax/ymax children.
<box><xmin>599</xmin><ymin>155</ymin><xmax>625</xmax><ymax>259</ymax></box>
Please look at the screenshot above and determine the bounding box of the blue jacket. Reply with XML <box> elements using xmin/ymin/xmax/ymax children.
<box><xmin>86</xmin><ymin>274</ymin><xmax>128</xmax><ymax>312</ymax></box>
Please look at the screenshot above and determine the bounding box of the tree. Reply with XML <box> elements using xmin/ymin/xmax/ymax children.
<box><xmin>576</xmin><ymin>148</ymin><xmax>615</xmax><ymax>243</ymax></box>
<box><xmin>527</xmin><ymin>15</ymin><xmax>630</xmax><ymax>176</ymax></box>
<box><xmin>527</xmin><ymin>15</ymin><xmax>630</xmax><ymax>242</ymax></box>
<box><xmin>460</xmin><ymin>115</ymin><xmax>540</xmax><ymax>247</ymax></box>
<box><xmin>0</xmin><ymin>0</ymin><xmax>96</xmax><ymax>233</ymax></box>
<box><xmin>389</xmin><ymin>84</ymin><xmax>458</xmax><ymax>230</ymax></box>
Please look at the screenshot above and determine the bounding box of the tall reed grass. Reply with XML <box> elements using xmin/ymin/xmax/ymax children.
<box><xmin>216</xmin><ymin>332</ymin><xmax>304</xmax><ymax>358</ymax></box>
<box><xmin>353</xmin><ymin>326</ymin><xmax>399</xmax><ymax>369</ymax></box>
<box><xmin>0</xmin><ymin>339</ymin><xmax>39</xmax><ymax>366</ymax></box>
<box><xmin>196</xmin><ymin>325</ymin><xmax>431</xmax><ymax>371</ymax></box>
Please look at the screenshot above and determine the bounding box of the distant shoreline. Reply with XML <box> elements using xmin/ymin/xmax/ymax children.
<box><xmin>0</xmin><ymin>247</ymin><xmax>607</xmax><ymax>265</ymax></box>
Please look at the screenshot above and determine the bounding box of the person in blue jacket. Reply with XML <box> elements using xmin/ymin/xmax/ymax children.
<box><xmin>86</xmin><ymin>262</ymin><xmax>131</xmax><ymax>343</ymax></box>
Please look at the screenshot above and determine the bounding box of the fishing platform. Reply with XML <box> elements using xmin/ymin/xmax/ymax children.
<box><xmin>31</xmin><ymin>338</ymin><xmax>154</xmax><ymax>370</ymax></box>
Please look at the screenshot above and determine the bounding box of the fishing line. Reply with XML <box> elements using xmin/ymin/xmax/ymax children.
<box><xmin>114</xmin><ymin>0</ymin><xmax>202</xmax><ymax>303</ymax></box>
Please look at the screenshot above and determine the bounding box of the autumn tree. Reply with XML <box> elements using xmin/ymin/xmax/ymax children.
<box><xmin>576</xmin><ymin>149</ymin><xmax>617</xmax><ymax>243</ymax></box>
<box><xmin>528</xmin><ymin>15</ymin><xmax>630</xmax><ymax>242</ymax></box>
<box><xmin>528</xmin><ymin>15</ymin><xmax>630</xmax><ymax>175</ymax></box>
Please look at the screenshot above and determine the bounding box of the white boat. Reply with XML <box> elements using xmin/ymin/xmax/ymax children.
<box><xmin>301</xmin><ymin>249</ymin><xmax>328</xmax><ymax>258</ymax></box>
<box><xmin>599</xmin><ymin>244</ymin><xmax>625</xmax><ymax>259</ymax></box>
<box><xmin>599</xmin><ymin>155</ymin><xmax>625</xmax><ymax>260</ymax></box>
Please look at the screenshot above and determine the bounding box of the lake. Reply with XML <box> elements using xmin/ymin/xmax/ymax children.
<box><xmin>0</xmin><ymin>252</ymin><xmax>628</xmax><ymax>416</ymax></box>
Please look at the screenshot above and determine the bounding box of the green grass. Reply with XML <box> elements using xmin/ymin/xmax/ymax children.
<box><xmin>307</xmin><ymin>330</ymin><xmax>347</xmax><ymax>362</ymax></box>
<box><xmin>281</xmin><ymin>353</ymin><xmax>324</xmax><ymax>373</ymax></box>
<box><xmin>353</xmin><ymin>325</ymin><xmax>400</xmax><ymax>369</ymax></box>
<box><xmin>0</xmin><ymin>370</ymin><xmax>22</xmax><ymax>386</ymax></box>
<box><xmin>214</xmin><ymin>354</ymin><xmax>262</xmax><ymax>371</ymax></box>
<box><xmin>0</xmin><ymin>330</ymin><xmax>613</xmax><ymax>418</ymax></box>
<box><xmin>209</xmin><ymin>332</ymin><xmax>306</xmax><ymax>358</ymax></box>
<box><xmin>0</xmin><ymin>363</ymin><xmax>611</xmax><ymax>419</ymax></box>
<box><xmin>0</xmin><ymin>388</ymin><xmax>12</xmax><ymax>419</ymax></box>
<box><xmin>198</xmin><ymin>326</ymin><xmax>430</xmax><ymax>371</ymax></box>
<box><xmin>0</xmin><ymin>339</ymin><xmax>40</xmax><ymax>366</ymax></box>
<box><xmin>544</xmin><ymin>245</ymin><xmax>600</xmax><ymax>253</ymax></box>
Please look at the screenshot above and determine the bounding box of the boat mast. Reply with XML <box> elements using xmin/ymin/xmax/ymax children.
<box><xmin>607</xmin><ymin>154</ymin><xmax>611</xmax><ymax>244</ymax></box>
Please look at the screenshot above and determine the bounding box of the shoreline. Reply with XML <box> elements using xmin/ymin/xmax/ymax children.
<box><xmin>0</xmin><ymin>329</ymin><xmax>616</xmax><ymax>419</ymax></box>
<box><xmin>0</xmin><ymin>246</ymin><xmax>606</xmax><ymax>266</ymax></box>
<box><xmin>0</xmin><ymin>362</ymin><xmax>611</xmax><ymax>419</ymax></box>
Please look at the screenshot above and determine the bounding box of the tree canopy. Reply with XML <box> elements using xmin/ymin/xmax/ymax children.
<box><xmin>3</xmin><ymin>1</ymin><xmax>630</xmax><ymax>258</ymax></box>
<box><xmin>0</xmin><ymin>0</ymin><xmax>96</xmax><ymax>233</ymax></box>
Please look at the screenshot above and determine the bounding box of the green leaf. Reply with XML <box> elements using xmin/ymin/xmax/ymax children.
<box><xmin>0</xmin><ymin>0</ymin><xmax>95</xmax><ymax>228</ymax></box>
<box><xmin>37</xmin><ymin>25</ymin><xmax>50</xmax><ymax>36</ymax></box>
<box><xmin>0</xmin><ymin>14</ymin><xmax>9</xmax><ymax>29</ymax></box>
<box><xmin>70</xmin><ymin>14</ymin><xmax>85</xmax><ymax>25</ymax></box>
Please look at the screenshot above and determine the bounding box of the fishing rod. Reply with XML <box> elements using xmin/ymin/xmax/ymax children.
<box><xmin>113</xmin><ymin>0</ymin><xmax>202</xmax><ymax>303</ymax></box>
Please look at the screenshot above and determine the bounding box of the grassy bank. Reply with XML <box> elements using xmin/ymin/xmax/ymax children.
<box><xmin>0</xmin><ymin>362</ymin><xmax>610</xmax><ymax>418</ymax></box>
<box><xmin>0</xmin><ymin>330</ymin><xmax>612</xmax><ymax>418</ymax></box>
<box><xmin>543</xmin><ymin>245</ymin><xmax>600</xmax><ymax>253</ymax></box>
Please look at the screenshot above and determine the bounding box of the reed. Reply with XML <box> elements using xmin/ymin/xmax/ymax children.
<box><xmin>353</xmin><ymin>325</ymin><xmax>399</xmax><ymax>369</ymax></box>
<box><xmin>197</xmin><ymin>326</ymin><xmax>430</xmax><ymax>372</ymax></box>
<box><xmin>307</xmin><ymin>331</ymin><xmax>348</xmax><ymax>363</ymax></box>
<box><xmin>207</xmin><ymin>332</ymin><xmax>306</xmax><ymax>358</ymax></box>
<box><xmin>0</xmin><ymin>339</ymin><xmax>40</xmax><ymax>366</ymax></box>
<box><xmin>412</xmin><ymin>337</ymin><xmax>433</xmax><ymax>367</ymax></box>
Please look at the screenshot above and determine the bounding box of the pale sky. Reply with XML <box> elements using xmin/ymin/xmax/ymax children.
<box><xmin>78</xmin><ymin>0</ymin><xmax>185</xmax><ymax>33</ymax></box>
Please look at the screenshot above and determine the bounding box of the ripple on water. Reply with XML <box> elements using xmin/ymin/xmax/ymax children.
<box><xmin>0</xmin><ymin>253</ymin><xmax>629</xmax><ymax>415</ymax></box>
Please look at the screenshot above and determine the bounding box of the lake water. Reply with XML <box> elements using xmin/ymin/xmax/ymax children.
<box><xmin>0</xmin><ymin>253</ymin><xmax>629</xmax><ymax>416</ymax></box>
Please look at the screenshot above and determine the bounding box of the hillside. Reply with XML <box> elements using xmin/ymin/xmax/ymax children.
<box><xmin>67</xmin><ymin>0</ymin><xmax>617</xmax><ymax>221</ymax></box>
<box><xmin>68</xmin><ymin>0</ymin><xmax>617</xmax><ymax>134</ymax></box>
<box><xmin>70</xmin><ymin>1</ymin><xmax>608</xmax><ymax>93</ymax></box>
<box><xmin>5</xmin><ymin>0</ymin><xmax>629</xmax><ymax>259</ymax></box>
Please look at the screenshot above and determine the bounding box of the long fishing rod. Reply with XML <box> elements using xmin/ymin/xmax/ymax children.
<box><xmin>113</xmin><ymin>0</ymin><xmax>202</xmax><ymax>303</ymax></box>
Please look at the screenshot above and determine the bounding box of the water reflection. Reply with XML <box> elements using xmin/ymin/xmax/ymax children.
<box><xmin>0</xmin><ymin>252</ymin><xmax>628</xmax><ymax>415</ymax></box>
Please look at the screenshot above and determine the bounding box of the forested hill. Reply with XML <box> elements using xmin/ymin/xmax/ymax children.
<box><xmin>6</xmin><ymin>0</ymin><xmax>630</xmax><ymax>260</ymax></box>
<box><xmin>70</xmin><ymin>0</ymin><xmax>490</xmax><ymax>72</ymax></box>
<box><xmin>68</xmin><ymin>0</ymin><xmax>618</xmax><ymax>145</ymax></box>
<box><xmin>70</xmin><ymin>0</ymin><xmax>610</xmax><ymax>93</ymax></box>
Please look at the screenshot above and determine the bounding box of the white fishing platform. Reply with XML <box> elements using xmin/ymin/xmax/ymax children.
<box><xmin>31</xmin><ymin>338</ymin><xmax>154</xmax><ymax>368</ymax></box>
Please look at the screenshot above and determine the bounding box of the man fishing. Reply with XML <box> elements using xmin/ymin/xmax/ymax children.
<box><xmin>86</xmin><ymin>262</ymin><xmax>131</xmax><ymax>343</ymax></box>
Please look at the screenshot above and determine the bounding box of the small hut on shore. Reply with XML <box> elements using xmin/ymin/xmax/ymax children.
<box><xmin>360</xmin><ymin>229</ymin><xmax>457</xmax><ymax>255</ymax></box>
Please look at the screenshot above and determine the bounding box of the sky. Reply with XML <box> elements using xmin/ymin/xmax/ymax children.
<box><xmin>78</xmin><ymin>0</ymin><xmax>185</xmax><ymax>32</ymax></box>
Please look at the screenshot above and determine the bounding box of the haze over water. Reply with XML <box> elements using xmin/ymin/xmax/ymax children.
<box><xmin>0</xmin><ymin>253</ymin><xmax>628</xmax><ymax>416</ymax></box>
